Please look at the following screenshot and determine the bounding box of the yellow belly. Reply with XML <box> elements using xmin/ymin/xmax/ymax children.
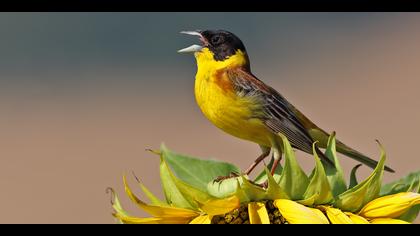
<box><xmin>194</xmin><ymin>72</ymin><xmax>272</xmax><ymax>147</ymax></box>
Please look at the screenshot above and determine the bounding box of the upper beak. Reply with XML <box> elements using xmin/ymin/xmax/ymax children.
<box><xmin>180</xmin><ymin>30</ymin><xmax>202</xmax><ymax>37</ymax></box>
<box><xmin>178</xmin><ymin>30</ymin><xmax>204</xmax><ymax>53</ymax></box>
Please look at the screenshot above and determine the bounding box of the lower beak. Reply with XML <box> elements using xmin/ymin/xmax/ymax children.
<box><xmin>177</xmin><ymin>44</ymin><xmax>203</xmax><ymax>53</ymax></box>
<box><xmin>178</xmin><ymin>30</ymin><xmax>204</xmax><ymax>53</ymax></box>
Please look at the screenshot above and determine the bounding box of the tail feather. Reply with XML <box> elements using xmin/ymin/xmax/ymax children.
<box><xmin>305</xmin><ymin>127</ymin><xmax>395</xmax><ymax>173</ymax></box>
<box><xmin>336</xmin><ymin>140</ymin><xmax>395</xmax><ymax>173</ymax></box>
<box><xmin>292</xmin><ymin>106</ymin><xmax>395</xmax><ymax>173</ymax></box>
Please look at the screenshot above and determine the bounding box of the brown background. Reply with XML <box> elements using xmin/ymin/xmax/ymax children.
<box><xmin>0</xmin><ymin>13</ymin><xmax>419</xmax><ymax>223</ymax></box>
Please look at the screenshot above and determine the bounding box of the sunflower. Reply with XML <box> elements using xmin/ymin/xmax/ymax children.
<box><xmin>109</xmin><ymin>133</ymin><xmax>420</xmax><ymax>224</ymax></box>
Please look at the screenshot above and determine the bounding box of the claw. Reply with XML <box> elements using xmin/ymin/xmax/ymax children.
<box><xmin>257</xmin><ymin>181</ymin><xmax>268</xmax><ymax>189</ymax></box>
<box><xmin>247</xmin><ymin>179</ymin><xmax>268</xmax><ymax>189</ymax></box>
<box><xmin>213</xmin><ymin>172</ymin><xmax>240</xmax><ymax>183</ymax></box>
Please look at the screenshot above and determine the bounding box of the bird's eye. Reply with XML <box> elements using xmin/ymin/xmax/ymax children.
<box><xmin>211</xmin><ymin>35</ymin><xmax>223</xmax><ymax>45</ymax></box>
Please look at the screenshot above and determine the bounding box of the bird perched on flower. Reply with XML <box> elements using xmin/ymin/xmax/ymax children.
<box><xmin>178</xmin><ymin>29</ymin><xmax>394</xmax><ymax>177</ymax></box>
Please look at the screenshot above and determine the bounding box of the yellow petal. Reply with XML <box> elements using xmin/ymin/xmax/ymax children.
<box><xmin>189</xmin><ymin>215</ymin><xmax>212</xmax><ymax>224</ymax></box>
<box><xmin>310</xmin><ymin>208</ymin><xmax>330</xmax><ymax>222</ymax></box>
<box><xmin>345</xmin><ymin>212</ymin><xmax>370</xmax><ymax>224</ymax></box>
<box><xmin>359</xmin><ymin>192</ymin><xmax>420</xmax><ymax>219</ymax></box>
<box><xmin>123</xmin><ymin>175</ymin><xmax>199</xmax><ymax>218</ymax></box>
<box><xmin>248</xmin><ymin>202</ymin><xmax>270</xmax><ymax>224</ymax></box>
<box><xmin>319</xmin><ymin>206</ymin><xmax>353</xmax><ymax>224</ymax></box>
<box><xmin>274</xmin><ymin>199</ymin><xmax>329</xmax><ymax>224</ymax></box>
<box><xmin>369</xmin><ymin>218</ymin><xmax>410</xmax><ymax>224</ymax></box>
<box><xmin>113</xmin><ymin>212</ymin><xmax>191</xmax><ymax>224</ymax></box>
<box><xmin>200</xmin><ymin>195</ymin><xmax>240</xmax><ymax>216</ymax></box>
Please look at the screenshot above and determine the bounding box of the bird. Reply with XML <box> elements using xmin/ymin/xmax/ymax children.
<box><xmin>178</xmin><ymin>29</ymin><xmax>394</xmax><ymax>178</ymax></box>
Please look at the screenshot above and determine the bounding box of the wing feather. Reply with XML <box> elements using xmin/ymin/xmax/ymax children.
<box><xmin>226</xmin><ymin>68</ymin><xmax>314</xmax><ymax>154</ymax></box>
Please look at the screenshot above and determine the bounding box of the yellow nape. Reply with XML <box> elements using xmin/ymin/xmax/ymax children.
<box><xmin>193</xmin><ymin>48</ymin><xmax>272</xmax><ymax>147</ymax></box>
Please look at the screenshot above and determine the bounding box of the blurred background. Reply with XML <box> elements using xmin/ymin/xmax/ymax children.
<box><xmin>0</xmin><ymin>12</ymin><xmax>419</xmax><ymax>223</ymax></box>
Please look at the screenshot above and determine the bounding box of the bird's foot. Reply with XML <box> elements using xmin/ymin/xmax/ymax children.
<box><xmin>213</xmin><ymin>172</ymin><xmax>240</xmax><ymax>183</ymax></box>
<box><xmin>256</xmin><ymin>180</ymin><xmax>268</xmax><ymax>189</ymax></box>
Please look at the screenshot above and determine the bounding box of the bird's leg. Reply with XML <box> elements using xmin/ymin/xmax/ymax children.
<box><xmin>213</xmin><ymin>146</ymin><xmax>270</xmax><ymax>183</ymax></box>
<box><xmin>244</xmin><ymin>146</ymin><xmax>271</xmax><ymax>176</ymax></box>
<box><xmin>270</xmin><ymin>150</ymin><xmax>282</xmax><ymax>176</ymax></box>
<box><xmin>257</xmin><ymin>148</ymin><xmax>282</xmax><ymax>189</ymax></box>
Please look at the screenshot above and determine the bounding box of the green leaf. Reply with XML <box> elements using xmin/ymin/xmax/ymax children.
<box><xmin>233</xmin><ymin>179</ymin><xmax>251</xmax><ymax>203</ymax></box>
<box><xmin>324</xmin><ymin>132</ymin><xmax>347</xmax><ymax>197</ymax></box>
<box><xmin>160</xmin><ymin>155</ymin><xmax>214</xmax><ymax>209</ymax></box>
<box><xmin>363</xmin><ymin>141</ymin><xmax>386</xmax><ymax>204</ymax></box>
<box><xmin>160</xmin><ymin>144</ymin><xmax>241</xmax><ymax>192</ymax></box>
<box><xmin>129</xmin><ymin>172</ymin><xmax>168</xmax><ymax>207</ymax></box>
<box><xmin>160</xmin><ymin>156</ymin><xmax>195</xmax><ymax>209</ymax></box>
<box><xmin>334</xmin><ymin>183</ymin><xmax>369</xmax><ymax>213</ymax></box>
<box><xmin>334</xmin><ymin>141</ymin><xmax>386</xmax><ymax>212</ymax></box>
<box><xmin>408</xmin><ymin>177</ymin><xmax>420</xmax><ymax>193</ymax></box>
<box><xmin>239</xmin><ymin>176</ymin><xmax>268</xmax><ymax>201</ymax></box>
<box><xmin>264</xmin><ymin>167</ymin><xmax>289</xmax><ymax>200</ymax></box>
<box><xmin>349</xmin><ymin>164</ymin><xmax>362</xmax><ymax>189</ymax></box>
<box><xmin>278</xmin><ymin>133</ymin><xmax>310</xmax><ymax>200</ymax></box>
<box><xmin>107</xmin><ymin>188</ymin><xmax>129</xmax><ymax>224</ymax></box>
<box><xmin>302</xmin><ymin>142</ymin><xmax>334</xmax><ymax>205</ymax></box>
<box><xmin>254</xmin><ymin>157</ymin><xmax>282</xmax><ymax>184</ymax></box>
<box><xmin>380</xmin><ymin>170</ymin><xmax>420</xmax><ymax>196</ymax></box>
<box><xmin>206</xmin><ymin>176</ymin><xmax>242</xmax><ymax>199</ymax></box>
<box><xmin>138</xmin><ymin>181</ymin><xmax>168</xmax><ymax>207</ymax></box>
<box><xmin>203</xmin><ymin>175</ymin><xmax>262</xmax><ymax>203</ymax></box>
<box><xmin>209</xmin><ymin>168</ymin><xmax>289</xmax><ymax>203</ymax></box>
<box><xmin>297</xmin><ymin>194</ymin><xmax>317</xmax><ymax>206</ymax></box>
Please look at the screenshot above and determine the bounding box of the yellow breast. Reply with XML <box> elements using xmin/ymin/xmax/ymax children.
<box><xmin>193</xmin><ymin>48</ymin><xmax>272</xmax><ymax>147</ymax></box>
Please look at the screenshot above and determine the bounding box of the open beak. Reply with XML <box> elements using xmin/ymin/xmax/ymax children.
<box><xmin>178</xmin><ymin>30</ymin><xmax>206</xmax><ymax>53</ymax></box>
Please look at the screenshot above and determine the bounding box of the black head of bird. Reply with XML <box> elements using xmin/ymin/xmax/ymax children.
<box><xmin>178</xmin><ymin>30</ymin><xmax>247</xmax><ymax>61</ymax></box>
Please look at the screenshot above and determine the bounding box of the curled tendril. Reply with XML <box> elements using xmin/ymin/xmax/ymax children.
<box><xmin>132</xmin><ymin>171</ymin><xmax>141</xmax><ymax>183</ymax></box>
<box><xmin>106</xmin><ymin>187</ymin><xmax>116</xmax><ymax>205</ymax></box>
<box><xmin>145</xmin><ymin>148</ymin><xmax>161</xmax><ymax>155</ymax></box>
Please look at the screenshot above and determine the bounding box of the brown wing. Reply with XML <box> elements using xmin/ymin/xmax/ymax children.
<box><xmin>225</xmin><ymin>67</ymin><xmax>315</xmax><ymax>154</ymax></box>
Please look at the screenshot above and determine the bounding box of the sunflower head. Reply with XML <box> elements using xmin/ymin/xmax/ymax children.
<box><xmin>109</xmin><ymin>133</ymin><xmax>420</xmax><ymax>224</ymax></box>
